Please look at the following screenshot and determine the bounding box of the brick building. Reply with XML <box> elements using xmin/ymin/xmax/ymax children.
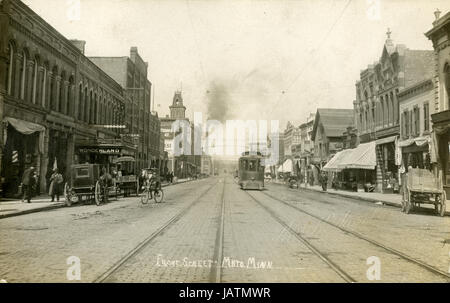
<box><xmin>354</xmin><ymin>29</ymin><xmax>434</xmax><ymax>192</ymax></box>
<box><xmin>89</xmin><ymin>47</ymin><xmax>161</xmax><ymax>172</ymax></box>
<box><xmin>0</xmin><ymin>0</ymin><xmax>131</xmax><ymax>196</ymax></box>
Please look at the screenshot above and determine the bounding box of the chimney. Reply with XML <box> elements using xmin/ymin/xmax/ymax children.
<box><xmin>70</xmin><ymin>40</ymin><xmax>86</xmax><ymax>54</ymax></box>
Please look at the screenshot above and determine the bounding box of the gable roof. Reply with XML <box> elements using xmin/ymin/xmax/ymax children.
<box><xmin>311</xmin><ymin>108</ymin><xmax>354</xmax><ymax>141</ymax></box>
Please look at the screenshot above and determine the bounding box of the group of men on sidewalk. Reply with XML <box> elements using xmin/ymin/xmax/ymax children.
<box><xmin>20</xmin><ymin>167</ymin><xmax>63</xmax><ymax>203</ymax></box>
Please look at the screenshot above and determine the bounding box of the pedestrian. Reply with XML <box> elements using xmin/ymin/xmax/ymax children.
<box><xmin>49</xmin><ymin>168</ymin><xmax>63</xmax><ymax>202</ymax></box>
<box><xmin>21</xmin><ymin>166</ymin><xmax>37</xmax><ymax>203</ymax></box>
<box><xmin>170</xmin><ymin>171</ymin><xmax>174</xmax><ymax>183</ymax></box>
<box><xmin>320</xmin><ymin>171</ymin><xmax>328</xmax><ymax>191</ymax></box>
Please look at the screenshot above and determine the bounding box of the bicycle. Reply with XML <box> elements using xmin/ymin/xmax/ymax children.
<box><xmin>140</xmin><ymin>170</ymin><xmax>164</xmax><ymax>204</ymax></box>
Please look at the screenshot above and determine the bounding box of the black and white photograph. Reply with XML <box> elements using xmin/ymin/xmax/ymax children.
<box><xmin>0</xmin><ymin>0</ymin><xmax>449</xmax><ymax>287</ymax></box>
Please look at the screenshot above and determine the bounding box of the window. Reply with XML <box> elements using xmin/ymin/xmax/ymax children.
<box><xmin>412</xmin><ymin>107</ymin><xmax>420</xmax><ymax>136</ymax></box>
<box><xmin>6</xmin><ymin>43</ymin><xmax>13</xmax><ymax>95</ymax></box>
<box><xmin>32</xmin><ymin>58</ymin><xmax>38</xmax><ymax>104</ymax></box>
<box><xmin>78</xmin><ymin>84</ymin><xmax>83</xmax><ymax>120</ymax></box>
<box><xmin>445</xmin><ymin>64</ymin><xmax>450</xmax><ymax>109</ymax></box>
<box><xmin>424</xmin><ymin>103</ymin><xmax>429</xmax><ymax>132</ymax></box>
<box><xmin>20</xmin><ymin>51</ymin><xmax>26</xmax><ymax>100</ymax></box>
<box><xmin>404</xmin><ymin>111</ymin><xmax>409</xmax><ymax>138</ymax></box>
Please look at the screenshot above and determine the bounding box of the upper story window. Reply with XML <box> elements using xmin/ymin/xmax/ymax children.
<box><xmin>424</xmin><ymin>103</ymin><xmax>430</xmax><ymax>132</ymax></box>
<box><xmin>445</xmin><ymin>64</ymin><xmax>450</xmax><ymax>110</ymax></box>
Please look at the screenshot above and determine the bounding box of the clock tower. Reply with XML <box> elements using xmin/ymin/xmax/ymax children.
<box><xmin>170</xmin><ymin>91</ymin><xmax>186</xmax><ymax>119</ymax></box>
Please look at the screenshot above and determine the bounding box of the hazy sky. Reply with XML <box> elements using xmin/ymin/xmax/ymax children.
<box><xmin>22</xmin><ymin>0</ymin><xmax>450</xmax><ymax>128</ymax></box>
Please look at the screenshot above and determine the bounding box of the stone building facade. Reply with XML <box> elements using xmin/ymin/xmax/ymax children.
<box><xmin>426</xmin><ymin>9</ymin><xmax>450</xmax><ymax>198</ymax></box>
<box><xmin>398</xmin><ymin>79</ymin><xmax>434</xmax><ymax>170</ymax></box>
<box><xmin>160</xmin><ymin>91</ymin><xmax>198</xmax><ymax>178</ymax></box>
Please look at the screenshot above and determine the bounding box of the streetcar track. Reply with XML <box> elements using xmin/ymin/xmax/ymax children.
<box><xmin>259</xmin><ymin>189</ymin><xmax>450</xmax><ymax>281</ymax></box>
<box><xmin>243</xmin><ymin>190</ymin><xmax>356</xmax><ymax>283</ymax></box>
<box><xmin>209</xmin><ymin>178</ymin><xmax>226</xmax><ymax>283</ymax></box>
<box><xmin>93</xmin><ymin>179</ymin><xmax>221</xmax><ymax>283</ymax></box>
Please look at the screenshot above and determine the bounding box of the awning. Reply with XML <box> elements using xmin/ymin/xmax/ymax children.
<box><xmin>398</xmin><ymin>136</ymin><xmax>430</xmax><ymax>148</ymax></box>
<box><xmin>338</xmin><ymin>141</ymin><xmax>376</xmax><ymax>170</ymax></box>
<box><xmin>3</xmin><ymin>117</ymin><xmax>45</xmax><ymax>153</ymax></box>
<box><xmin>4</xmin><ymin>117</ymin><xmax>45</xmax><ymax>134</ymax></box>
<box><xmin>375</xmin><ymin>135</ymin><xmax>397</xmax><ymax>146</ymax></box>
<box><xmin>322</xmin><ymin>149</ymin><xmax>353</xmax><ymax>172</ymax></box>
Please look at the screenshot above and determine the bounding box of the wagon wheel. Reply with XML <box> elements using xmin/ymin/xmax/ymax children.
<box><xmin>436</xmin><ymin>191</ymin><xmax>447</xmax><ymax>217</ymax></box>
<box><xmin>95</xmin><ymin>181</ymin><xmax>102</xmax><ymax>206</ymax></box>
<box><xmin>153</xmin><ymin>182</ymin><xmax>164</xmax><ymax>203</ymax></box>
<box><xmin>64</xmin><ymin>182</ymin><xmax>72</xmax><ymax>207</ymax></box>
<box><xmin>405</xmin><ymin>191</ymin><xmax>413</xmax><ymax>214</ymax></box>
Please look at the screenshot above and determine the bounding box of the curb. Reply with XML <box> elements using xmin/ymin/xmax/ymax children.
<box><xmin>0</xmin><ymin>178</ymin><xmax>199</xmax><ymax>219</ymax></box>
<box><xmin>0</xmin><ymin>203</ymin><xmax>65</xmax><ymax>219</ymax></box>
<box><xmin>270</xmin><ymin>181</ymin><xmax>402</xmax><ymax>208</ymax></box>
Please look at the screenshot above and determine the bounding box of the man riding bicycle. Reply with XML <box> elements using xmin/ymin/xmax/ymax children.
<box><xmin>141</xmin><ymin>168</ymin><xmax>162</xmax><ymax>201</ymax></box>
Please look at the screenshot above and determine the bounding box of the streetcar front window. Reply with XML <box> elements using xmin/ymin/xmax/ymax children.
<box><xmin>248</xmin><ymin>160</ymin><xmax>257</xmax><ymax>171</ymax></box>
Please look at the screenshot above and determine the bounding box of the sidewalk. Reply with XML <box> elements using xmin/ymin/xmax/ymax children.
<box><xmin>271</xmin><ymin>180</ymin><xmax>450</xmax><ymax>211</ymax></box>
<box><xmin>0</xmin><ymin>177</ymin><xmax>196</xmax><ymax>219</ymax></box>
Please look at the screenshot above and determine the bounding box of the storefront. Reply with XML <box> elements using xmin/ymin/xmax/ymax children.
<box><xmin>375</xmin><ymin>136</ymin><xmax>400</xmax><ymax>193</ymax></box>
<box><xmin>1</xmin><ymin>117</ymin><xmax>45</xmax><ymax>197</ymax></box>
<box><xmin>432</xmin><ymin>111</ymin><xmax>450</xmax><ymax>198</ymax></box>
<box><xmin>323</xmin><ymin>142</ymin><xmax>376</xmax><ymax>191</ymax></box>
<box><xmin>75</xmin><ymin>139</ymin><xmax>137</xmax><ymax>174</ymax></box>
<box><xmin>399</xmin><ymin>136</ymin><xmax>431</xmax><ymax>171</ymax></box>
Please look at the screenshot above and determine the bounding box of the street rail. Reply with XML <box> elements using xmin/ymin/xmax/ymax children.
<box><xmin>93</xmin><ymin>179</ymin><xmax>221</xmax><ymax>283</ymax></box>
<box><xmin>209</xmin><ymin>178</ymin><xmax>226</xmax><ymax>283</ymax></box>
<box><xmin>259</xmin><ymin>189</ymin><xmax>450</xmax><ymax>281</ymax></box>
<box><xmin>243</xmin><ymin>190</ymin><xmax>356</xmax><ymax>283</ymax></box>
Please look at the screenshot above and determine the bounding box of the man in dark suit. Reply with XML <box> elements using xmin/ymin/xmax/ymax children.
<box><xmin>21</xmin><ymin>166</ymin><xmax>37</xmax><ymax>203</ymax></box>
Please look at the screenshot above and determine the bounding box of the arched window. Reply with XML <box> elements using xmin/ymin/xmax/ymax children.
<box><xmin>6</xmin><ymin>42</ymin><xmax>14</xmax><ymax>95</ymax></box>
<box><xmin>50</xmin><ymin>66</ymin><xmax>58</xmax><ymax>110</ymax></box>
<box><xmin>32</xmin><ymin>57</ymin><xmax>39</xmax><ymax>104</ymax></box>
<box><xmin>67</xmin><ymin>76</ymin><xmax>74</xmax><ymax>116</ymax></box>
<box><xmin>390</xmin><ymin>91</ymin><xmax>395</xmax><ymax>125</ymax></box>
<box><xmin>58</xmin><ymin>71</ymin><xmax>65</xmax><ymax>112</ymax></box>
<box><xmin>19</xmin><ymin>51</ymin><xmax>27</xmax><ymax>100</ymax></box>
<box><xmin>445</xmin><ymin>64</ymin><xmax>450</xmax><ymax>109</ymax></box>
<box><xmin>385</xmin><ymin>95</ymin><xmax>390</xmax><ymax>126</ymax></box>
<box><xmin>41</xmin><ymin>62</ymin><xmax>48</xmax><ymax>108</ymax></box>
<box><xmin>103</xmin><ymin>97</ymin><xmax>107</xmax><ymax>124</ymax></box>
<box><xmin>380</xmin><ymin>96</ymin><xmax>384</xmax><ymax>127</ymax></box>
<box><xmin>78</xmin><ymin>84</ymin><xmax>83</xmax><ymax>120</ymax></box>
<box><xmin>93</xmin><ymin>93</ymin><xmax>98</xmax><ymax>124</ymax></box>
<box><xmin>82</xmin><ymin>87</ymin><xmax>89</xmax><ymax>122</ymax></box>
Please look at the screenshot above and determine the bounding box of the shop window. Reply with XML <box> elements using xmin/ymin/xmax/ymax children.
<box><xmin>76</xmin><ymin>167</ymin><xmax>89</xmax><ymax>178</ymax></box>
